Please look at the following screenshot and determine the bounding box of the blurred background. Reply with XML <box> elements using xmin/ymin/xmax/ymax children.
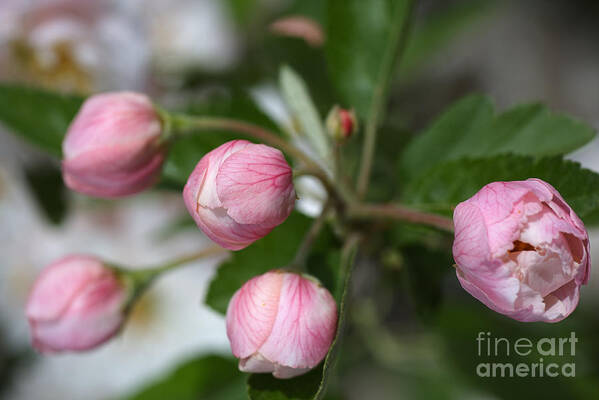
<box><xmin>1</xmin><ymin>0</ymin><xmax>599</xmax><ymax>399</ymax></box>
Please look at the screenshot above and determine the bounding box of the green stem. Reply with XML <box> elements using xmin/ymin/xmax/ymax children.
<box><xmin>355</xmin><ymin>0</ymin><xmax>415</xmax><ymax>199</ymax></box>
<box><xmin>347</xmin><ymin>203</ymin><xmax>454</xmax><ymax>232</ymax></box>
<box><xmin>123</xmin><ymin>245</ymin><xmax>228</xmax><ymax>294</ymax></box>
<box><xmin>288</xmin><ymin>203</ymin><xmax>331</xmax><ymax>271</ymax></box>
<box><xmin>166</xmin><ymin>113</ymin><xmax>344</xmax><ymax>206</ymax></box>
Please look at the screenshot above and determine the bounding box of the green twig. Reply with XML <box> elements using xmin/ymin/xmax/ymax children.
<box><xmin>347</xmin><ymin>202</ymin><xmax>454</xmax><ymax>232</ymax></box>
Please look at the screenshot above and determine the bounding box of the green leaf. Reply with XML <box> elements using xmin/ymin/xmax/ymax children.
<box><xmin>402</xmin><ymin>155</ymin><xmax>599</xmax><ymax>220</ymax></box>
<box><xmin>399</xmin><ymin>0</ymin><xmax>494</xmax><ymax>77</ymax></box>
<box><xmin>247</xmin><ymin>236</ymin><xmax>359</xmax><ymax>400</ymax></box>
<box><xmin>400</xmin><ymin>95</ymin><xmax>596</xmax><ymax>179</ymax></box>
<box><xmin>247</xmin><ymin>366</ymin><xmax>325</xmax><ymax>400</ymax></box>
<box><xmin>162</xmin><ymin>90</ymin><xmax>281</xmax><ymax>186</ymax></box>
<box><xmin>400</xmin><ymin>245</ymin><xmax>453</xmax><ymax>319</ymax></box>
<box><xmin>0</xmin><ymin>84</ymin><xmax>83</xmax><ymax>157</ymax></box>
<box><xmin>122</xmin><ymin>354</ymin><xmax>245</xmax><ymax>400</ymax></box>
<box><xmin>205</xmin><ymin>213</ymin><xmax>313</xmax><ymax>314</ymax></box>
<box><xmin>24</xmin><ymin>162</ymin><xmax>70</xmax><ymax>224</ymax></box>
<box><xmin>325</xmin><ymin>0</ymin><xmax>414</xmax><ymax>119</ymax></box>
<box><xmin>279</xmin><ymin>65</ymin><xmax>330</xmax><ymax>160</ymax></box>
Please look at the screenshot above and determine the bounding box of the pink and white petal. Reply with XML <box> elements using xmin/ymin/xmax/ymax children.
<box><xmin>194</xmin><ymin>206</ymin><xmax>273</xmax><ymax>250</ymax></box>
<box><xmin>226</xmin><ymin>272</ymin><xmax>284</xmax><ymax>359</ymax></box>
<box><xmin>197</xmin><ymin>140</ymin><xmax>252</xmax><ymax>209</ymax></box>
<box><xmin>527</xmin><ymin>178</ymin><xmax>586</xmax><ymax>232</ymax></box>
<box><xmin>541</xmin><ymin>280</ymin><xmax>580</xmax><ymax>323</ymax></box>
<box><xmin>258</xmin><ymin>274</ymin><xmax>337</xmax><ymax>369</ymax></box>
<box><xmin>183</xmin><ymin>156</ymin><xmax>210</xmax><ymax>216</ymax></box>
<box><xmin>456</xmin><ymin>267</ymin><xmax>522</xmax><ymax>314</ymax></box>
<box><xmin>239</xmin><ymin>353</ymin><xmax>277</xmax><ymax>374</ymax></box>
<box><xmin>63</xmin><ymin>149</ymin><xmax>164</xmax><ymax>197</ymax></box>
<box><xmin>216</xmin><ymin>144</ymin><xmax>294</xmax><ymax>226</ymax></box>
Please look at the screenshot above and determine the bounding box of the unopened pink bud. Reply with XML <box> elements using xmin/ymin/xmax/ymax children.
<box><xmin>26</xmin><ymin>255</ymin><xmax>129</xmax><ymax>353</ymax></box>
<box><xmin>326</xmin><ymin>106</ymin><xmax>357</xmax><ymax>142</ymax></box>
<box><xmin>452</xmin><ymin>178</ymin><xmax>590</xmax><ymax>322</ymax></box>
<box><xmin>269</xmin><ymin>16</ymin><xmax>325</xmax><ymax>47</ymax></box>
<box><xmin>183</xmin><ymin>140</ymin><xmax>295</xmax><ymax>250</ymax></box>
<box><xmin>226</xmin><ymin>271</ymin><xmax>337</xmax><ymax>378</ymax></box>
<box><xmin>62</xmin><ymin>92</ymin><xmax>166</xmax><ymax>197</ymax></box>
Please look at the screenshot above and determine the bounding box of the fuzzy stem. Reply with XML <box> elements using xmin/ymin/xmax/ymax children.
<box><xmin>288</xmin><ymin>203</ymin><xmax>331</xmax><ymax>271</ymax></box>
<box><xmin>347</xmin><ymin>203</ymin><xmax>454</xmax><ymax>232</ymax></box>
<box><xmin>123</xmin><ymin>245</ymin><xmax>228</xmax><ymax>293</ymax></box>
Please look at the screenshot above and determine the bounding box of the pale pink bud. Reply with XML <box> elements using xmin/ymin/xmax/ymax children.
<box><xmin>226</xmin><ymin>271</ymin><xmax>337</xmax><ymax>378</ymax></box>
<box><xmin>452</xmin><ymin>178</ymin><xmax>590</xmax><ymax>322</ymax></box>
<box><xmin>26</xmin><ymin>255</ymin><xmax>129</xmax><ymax>353</ymax></box>
<box><xmin>62</xmin><ymin>92</ymin><xmax>165</xmax><ymax>197</ymax></box>
<box><xmin>269</xmin><ymin>16</ymin><xmax>325</xmax><ymax>47</ymax></box>
<box><xmin>183</xmin><ymin>140</ymin><xmax>296</xmax><ymax>250</ymax></box>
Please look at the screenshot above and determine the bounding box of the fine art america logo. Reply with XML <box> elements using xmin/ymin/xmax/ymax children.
<box><xmin>476</xmin><ymin>331</ymin><xmax>577</xmax><ymax>378</ymax></box>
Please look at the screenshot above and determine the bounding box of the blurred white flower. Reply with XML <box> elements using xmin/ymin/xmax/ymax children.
<box><xmin>139</xmin><ymin>0</ymin><xmax>239</xmax><ymax>74</ymax></box>
<box><xmin>0</xmin><ymin>0</ymin><xmax>149</xmax><ymax>92</ymax></box>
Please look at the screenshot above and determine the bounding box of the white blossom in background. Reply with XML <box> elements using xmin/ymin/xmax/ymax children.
<box><xmin>137</xmin><ymin>0</ymin><xmax>239</xmax><ymax>74</ymax></box>
<box><xmin>0</xmin><ymin>0</ymin><xmax>149</xmax><ymax>92</ymax></box>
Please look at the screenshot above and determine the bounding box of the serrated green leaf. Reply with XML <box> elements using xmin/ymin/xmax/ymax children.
<box><xmin>0</xmin><ymin>84</ymin><xmax>83</xmax><ymax>156</ymax></box>
<box><xmin>402</xmin><ymin>155</ymin><xmax>599</xmax><ymax>221</ymax></box>
<box><xmin>205</xmin><ymin>213</ymin><xmax>313</xmax><ymax>314</ymax></box>
<box><xmin>279</xmin><ymin>65</ymin><xmax>330</xmax><ymax>160</ymax></box>
<box><xmin>400</xmin><ymin>94</ymin><xmax>596</xmax><ymax>179</ymax></box>
<box><xmin>325</xmin><ymin>0</ymin><xmax>414</xmax><ymax>119</ymax></box>
<box><xmin>247</xmin><ymin>236</ymin><xmax>359</xmax><ymax>400</ymax></box>
<box><xmin>121</xmin><ymin>354</ymin><xmax>245</xmax><ymax>400</ymax></box>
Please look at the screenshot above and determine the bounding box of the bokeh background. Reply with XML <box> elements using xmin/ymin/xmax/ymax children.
<box><xmin>1</xmin><ymin>0</ymin><xmax>599</xmax><ymax>399</ymax></box>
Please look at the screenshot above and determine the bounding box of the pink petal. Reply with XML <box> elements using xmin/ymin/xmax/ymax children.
<box><xmin>452</xmin><ymin>202</ymin><xmax>492</xmax><ymax>272</ymax></box>
<box><xmin>31</xmin><ymin>275</ymin><xmax>126</xmax><ymax>352</ymax></box>
<box><xmin>217</xmin><ymin>144</ymin><xmax>295</xmax><ymax>226</ymax></box>
<box><xmin>26</xmin><ymin>255</ymin><xmax>107</xmax><ymax>321</ymax></box>
<box><xmin>197</xmin><ymin>140</ymin><xmax>252</xmax><ymax>209</ymax></box>
<box><xmin>191</xmin><ymin>206</ymin><xmax>274</xmax><ymax>250</ymax></box>
<box><xmin>226</xmin><ymin>272</ymin><xmax>284</xmax><ymax>359</ymax></box>
<box><xmin>63</xmin><ymin>92</ymin><xmax>161</xmax><ymax>159</ymax></box>
<box><xmin>258</xmin><ymin>274</ymin><xmax>337</xmax><ymax>369</ymax></box>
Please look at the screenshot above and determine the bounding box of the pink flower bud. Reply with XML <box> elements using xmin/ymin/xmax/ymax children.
<box><xmin>452</xmin><ymin>178</ymin><xmax>590</xmax><ymax>322</ymax></box>
<box><xmin>183</xmin><ymin>140</ymin><xmax>296</xmax><ymax>250</ymax></box>
<box><xmin>226</xmin><ymin>271</ymin><xmax>337</xmax><ymax>378</ymax></box>
<box><xmin>62</xmin><ymin>92</ymin><xmax>166</xmax><ymax>197</ymax></box>
<box><xmin>325</xmin><ymin>105</ymin><xmax>358</xmax><ymax>142</ymax></box>
<box><xmin>26</xmin><ymin>255</ymin><xmax>129</xmax><ymax>353</ymax></box>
